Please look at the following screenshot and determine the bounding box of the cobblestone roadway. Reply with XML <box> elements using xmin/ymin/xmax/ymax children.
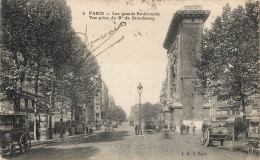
<box><xmin>3</xmin><ymin>122</ymin><xmax>259</xmax><ymax>160</ymax></box>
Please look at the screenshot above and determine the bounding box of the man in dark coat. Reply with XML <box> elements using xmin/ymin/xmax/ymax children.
<box><xmin>135</xmin><ymin>124</ymin><xmax>139</xmax><ymax>135</ymax></box>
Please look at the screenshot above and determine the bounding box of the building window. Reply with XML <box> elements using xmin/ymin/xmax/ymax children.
<box><xmin>20</xmin><ymin>98</ymin><xmax>26</xmax><ymax>110</ymax></box>
<box><xmin>25</xmin><ymin>99</ymin><xmax>28</xmax><ymax>110</ymax></box>
<box><xmin>32</xmin><ymin>100</ymin><xmax>35</xmax><ymax>110</ymax></box>
<box><xmin>14</xmin><ymin>99</ymin><xmax>20</xmax><ymax>111</ymax></box>
<box><xmin>28</xmin><ymin>100</ymin><xmax>33</xmax><ymax>110</ymax></box>
<box><xmin>95</xmin><ymin>97</ymin><xmax>100</xmax><ymax>105</ymax></box>
<box><xmin>96</xmin><ymin>113</ymin><xmax>100</xmax><ymax>120</ymax></box>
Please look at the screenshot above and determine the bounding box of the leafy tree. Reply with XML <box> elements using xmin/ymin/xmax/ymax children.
<box><xmin>130</xmin><ymin>102</ymin><xmax>163</xmax><ymax>122</ymax></box>
<box><xmin>141</xmin><ymin>102</ymin><xmax>163</xmax><ymax>122</ymax></box>
<box><xmin>106</xmin><ymin>105</ymin><xmax>126</xmax><ymax>122</ymax></box>
<box><xmin>196</xmin><ymin>2</ymin><xmax>259</xmax><ymax>124</ymax></box>
<box><xmin>129</xmin><ymin>104</ymin><xmax>139</xmax><ymax>122</ymax></box>
<box><xmin>1</xmin><ymin>0</ymin><xmax>72</xmax><ymax>97</ymax></box>
<box><xmin>1</xmin><ymin>0</ymin><xmax>103</xmax><ymax>138</ymax></box>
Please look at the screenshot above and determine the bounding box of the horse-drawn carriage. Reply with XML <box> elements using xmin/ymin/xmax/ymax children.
<box><xmin>0</xmin><ymin>113</ymin><xmax>31</xmax><ymax>157</ymax></box>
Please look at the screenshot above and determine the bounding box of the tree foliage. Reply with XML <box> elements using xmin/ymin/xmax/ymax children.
<box><xmin>130</xmin><ymin>102</ymin><xmax>163</xmax><ymax>122</ymax></box>
<box><xmin>106</xmin><ymin>105</ymin><xmax>126</xmax><ymax>122</ymax></box>
<box><xmin>1</xmin><ymin>0</ymin><xmax>102</xmax><ymax>116</ymax></box>
<box><xmin>196</xmin><ymin>1</ymin><xmax>259</xmax><ymax>118</ymax></box>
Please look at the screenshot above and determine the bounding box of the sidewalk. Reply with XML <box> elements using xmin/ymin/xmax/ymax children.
<box><xmin>31</xmin><ymin>128</ymin><xmax>104</xmax><ymax>147</ymax></box>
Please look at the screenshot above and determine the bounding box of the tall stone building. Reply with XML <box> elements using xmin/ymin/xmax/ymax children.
<box><xmin>163</xmin><ymin>6</ymin><xmax>210</xmax><ymax>130</ymax></box>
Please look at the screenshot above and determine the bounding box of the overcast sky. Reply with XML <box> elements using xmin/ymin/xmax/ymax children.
<box><xmin>67</xmin><ymin>0</ymin><xmax>245</xmax><ymax>116</ymax></box>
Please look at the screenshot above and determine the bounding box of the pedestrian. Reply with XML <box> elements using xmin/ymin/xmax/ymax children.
<box><xmin>86</xmin><ymin>126</ymin><xmax>88</xmax><ymax>135</ymax></box>
<box><xmin>135</xmin><ymin>124</ymin><xmax>138</xmax><ymax>135</ymax></box>
<box><xmin>192</xmin><ymin>125</ymin><xmax>196</xmax><ymax>136</ymax></box>
<box><xmin>180</xmin><ymin>124</ymin><xmax>185</xmax><ymax>135</ymax></box>
<box><xmin>186</xmin><ymin>125</ymin><xmax>190</xmax><ymax>134</ymax></box>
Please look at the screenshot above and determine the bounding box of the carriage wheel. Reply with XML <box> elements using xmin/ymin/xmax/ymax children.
<box><xmin>9</xmin><ymin>143</ymin><xmax>16</xmax><ymax>157</ymax></box>
<box><xmin>25</xmin><ymin>138</ymin><xmax>31</xmax><ymax>153</ymax></box>
<box><xmin>200</xmin><ymin>130</ymin><xmax>205</xmax><ymax>145</ymax></box>
<box><xmin>20</xmin><ymin>133</ymin><xmax>31</xmax><ymax>153</ymax></box>
<box><xmin>248</xmin><ymin>147</ymin><xmax>254</xmax><ymax>155</ymax></box>
<box><xmin>204</xmin><ymin>129</ymin><xmax>210</xmax><ymax>147</ymax></box>
<box><xmin>244</xmin><ymin>144</ymin><xmax>254</xmax><ymax>154</ymax></box>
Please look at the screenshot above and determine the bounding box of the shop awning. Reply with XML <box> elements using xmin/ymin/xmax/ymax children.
<box><xmin>0</xmin><ymin>112</ymin><xmax>28</xmax><ymax>116</ymax></box>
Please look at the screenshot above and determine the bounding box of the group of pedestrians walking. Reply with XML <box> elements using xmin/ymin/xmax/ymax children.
<box><xmin>180</xmin><ymin>124</ymin><xmax>196</xmax><ymax>135</ymax></box>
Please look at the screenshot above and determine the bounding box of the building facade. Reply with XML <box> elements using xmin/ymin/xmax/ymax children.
<box><xmin>163</xmin><ymin>6</ymin><xmax>210</xmax><ymax>130</ymax></box>
<box><xmin>94</xmin><ymin>92</ymin><xmax>102</xmax><ymax>123</ymax></box>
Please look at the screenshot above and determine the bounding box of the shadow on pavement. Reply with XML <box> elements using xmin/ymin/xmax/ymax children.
<box><xmin>3</xmin><ymin>131</ymin><xmax>129</xmax><ymax>160</ymax></box>
<box><xmin>6</xmin><ymin>146</ymin><xmax>99</xmax><ymax>160</ymax></box>
<box><xmin>73</xmin><ymin>131</ymin><xmax>129</xmax><ymax>145</ymax></box>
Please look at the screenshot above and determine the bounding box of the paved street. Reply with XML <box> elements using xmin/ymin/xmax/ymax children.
<box><xmin>3</xmin><ymin>122</ymin><xmax>259</xmax><ymax>160</ymax></box>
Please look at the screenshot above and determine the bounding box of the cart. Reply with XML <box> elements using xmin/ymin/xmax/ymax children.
<box><xmin>201</xmin><ymin>120</ymin><xmax>232</xmax><ymax>147</ymax></box>
<box><xmin>0</xmin><ymin>114</ymin><xmax>31</xmax><ymax>157</ymax></box>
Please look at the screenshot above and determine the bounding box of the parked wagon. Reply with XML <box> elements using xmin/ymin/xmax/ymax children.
<box><xmin>200</xmin><ymin>120</ymin><xmax>232</xmax><ymax>147</ymax></box>
<box><xmin>144</xmin><ymin>121</ymin><xmax>156</xmax><ymax>133</ymax></box>
<box><xmin>0</xmin><ymin>114</ymin><xmax>31</xmax><ymax>157</ymax></box>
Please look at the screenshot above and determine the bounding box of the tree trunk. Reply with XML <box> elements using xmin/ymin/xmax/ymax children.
<box><xmin>69</xmin><ymin>100</ymin><xmax>77</xmax><ymax>136</ymax></box>
<box><xmin>49</xmin><ymin>74</ymin><xmax>55</xmax><ymax>139</ymax></box>
<box><xmin>34</xmin><ymin>69</ymin><xmax>40</xmax><ymax>140</ymax></box>
<box><xmin>239</xmin><ymin>83</ymin><xmax>247</xmax><ymax>142</ymax></box>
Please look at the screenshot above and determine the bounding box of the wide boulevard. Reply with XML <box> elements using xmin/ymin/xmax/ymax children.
<box><xmin>5</xmin><ymin>122</ymin><xmax>258</xmax><ymax>160</ymax></box>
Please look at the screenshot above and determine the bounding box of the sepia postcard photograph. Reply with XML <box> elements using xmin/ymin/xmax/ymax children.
<box><xmin>0</xmin><ymin>0</ymin><xmax>259</xmax><ymax>160</ymax></box>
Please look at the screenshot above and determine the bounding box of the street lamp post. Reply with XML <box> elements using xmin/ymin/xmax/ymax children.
<box><xmin>137</xmin><ymin>83</ymin><xmax>143</xmax><ymax>122</ymax></box>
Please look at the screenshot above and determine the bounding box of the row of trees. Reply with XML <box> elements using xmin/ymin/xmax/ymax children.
<box><xmin>130</xmin><ymin>102</ymin><xmax>163</xmax><ymax>122</ymax></box>
<box><xmin>0</xmin><ymin>0</ymin><xmax>102</xmax><ymax>138</ymax></box>
<box><xmin>196</xmin><ymin>1</ymin><xmax>259</xmax><ymax>122</ymax></box>
<box><xmin>106</xmin><ymin>105</ymin><xmax>127</xmax><ymax>122</ymax></box>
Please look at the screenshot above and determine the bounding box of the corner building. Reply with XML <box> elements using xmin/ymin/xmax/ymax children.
<box><xmin>163</xmin><ymin>6</ymin><xmax>210</xmax><ymax>130</ymax></box>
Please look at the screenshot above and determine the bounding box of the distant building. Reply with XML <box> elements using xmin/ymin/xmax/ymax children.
<box><xmin>93</xmin><ymin>81</ymin><xmax>110</xmax><ymax>124</ymax></box>
<box><xmin>162</xmin><ymin>5</ymin><xmax>210</xmax><ymax>130</ymax></box>
<box><xmin>94</xmin><ymin>92</ymin><xmax>102</xmax><ymax>122</ymax></box>
<box><xmin>101</xmin><ymin>82</ymin><xmax>109</xmax><ymax>120</ymax></box>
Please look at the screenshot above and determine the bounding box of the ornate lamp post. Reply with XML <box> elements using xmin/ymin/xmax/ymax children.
<box><xmin>137</xmin><ymin>83</ymin><xmax>143</xmax><ymax>122</ymax></box>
